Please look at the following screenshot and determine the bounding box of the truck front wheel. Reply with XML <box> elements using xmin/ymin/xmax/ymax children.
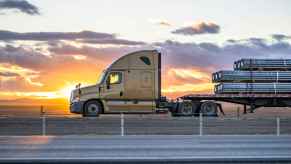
<box><xmin>83</xmin><ymin>100</ymin><xmax>102</xmax><ymax>117</ymax></box>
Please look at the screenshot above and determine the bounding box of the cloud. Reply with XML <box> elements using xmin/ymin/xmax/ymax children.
<box><xmin>81</xmin><ymin>38</ymin><xmax>146</xmax><ymax>45</ymax></box>
<box><xmin>1</xmin><ymin>32</ymin><xmax>291</xmax><ymax>97</ymax></box>
<box><xmin>156</xmin><ymin>37</ymin><xmax>291</xmax><ymax>71</ymax></box>
<box><xmin>172</xmin><ymin>22</ymin><xmax>220</xmax><ymax>35</ymax></box>
<box><xmin>48</xmin><ymin>43</ymin><xmax>136</xmax><ymax>62</ymax></box>
<box><xmin>0</xmin><ymin>0</ymin><xmax>39</xmax><ymax>15</ymax></box>
<box><xmin>0</xmin><ymin>45</ymin><xmax>50</xmax><ymax>69</ymax></box>
<box><xmin>0</xmin><ymin>30</ymin><xmax>146</xmax><ymax>45</ymax></box>
<box><xmin>0</xmin><ymin>63</ymin><xmax>43</xmax><ymax>91</ymax></box>
<box><xmin>0</xmin><ymin>30</ymin><xmax>114</xmax><ymax>41</ymax></box>
<box><xmin>149</xmin><ymin>19</ymin><xmax>172</xmax><ymax>27</ymax></box>
<box><xmin>155</xmin><ymin>37</ymin><xmax>291</xmax><ymax>96</ymax></box>
<box><xmin>0</xmin><ymin>75</ymin><xmax>41</xmax><ymax>91</ymax></box>
<box><xmin>0</xmin><ymin>42</ymin><xmax>151</xmax><ymax>93</ymax></box>
<box><xmin>164</xmin><ymin>68</ymin><xmax>210</xmax><ymax>86</ymax></box>
<box><xmin>0</xmin><ymin>71</ymin><xmax>19</xmax><ymax>77</ymax></box>
<box><xmin>272</xmin><ymin>34</ymin><xmax>291</xmax><ymax>41</ymax></box>
<box><xmin>158</xmin><ymin>21</ymin><xmax>172</xmax><ymax>27</ymax></box>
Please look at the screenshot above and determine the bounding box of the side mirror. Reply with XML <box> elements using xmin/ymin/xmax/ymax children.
<box><xmin>75</xmin><ymin>83</ymin><xmax>81</xmax><ymax>89</ymax></box>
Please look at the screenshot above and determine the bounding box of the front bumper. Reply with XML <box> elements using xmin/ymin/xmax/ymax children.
<box><xmin>70</xmin><ymin>101</ymin><xmax>85</xmax><ymax>114</ymax></box>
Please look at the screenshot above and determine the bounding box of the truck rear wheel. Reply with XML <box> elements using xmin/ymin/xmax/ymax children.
<box><xmin>200</xmin><ymin>101</ymin><xmax>218</xmax><ymax>117</ymax></box>
<box><xmin>175</xmin><ymin>101</ymin><xmax>200</xmax><ymax>116</ymax></box>
<box><xmin>83</xmin><ymin>100</ymin><xmax>102</xmax><ymax>117</ymax></box>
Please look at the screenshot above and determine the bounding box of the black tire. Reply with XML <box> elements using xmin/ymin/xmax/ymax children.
<box><xmin>200</xmin><ymin>101</ymin><xmax>218</xmax><ymax>117</ymax></box>
<box><xmin>178</xmin><ymin>101</ymin><xmax>194</xmax><ymax>116</ymax></box>
<box><xmin>83</xmin><ymin>100</ymin><xmax>102</xmax><ymax>117</ymax></box>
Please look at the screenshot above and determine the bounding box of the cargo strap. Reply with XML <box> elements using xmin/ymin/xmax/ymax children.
<box><xmin>276</xmin><ymin>71</ymin><xmax>279</xmax><ymax>82</ymax></box>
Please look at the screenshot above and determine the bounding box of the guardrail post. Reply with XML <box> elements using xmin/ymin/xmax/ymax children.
<box><xmin>237</xmin><ymin>107</ymin><xmax>240</xmax><ymax>120</ymax></box>
<box><xmin>121</xmin><ymin>113</ymin><xmax>124</xmax><ymax>136</ymax></box>
<box><xmin>276</xmin><ymin>117</ymin><xmax>280</xmax><ymax>136</ymax></box>
<box><xmin>40</xmin><ymin>106</ymin><xmax>46</xmax><ymax>136</ymax></box>
<box><xmin>243</xmin><ymin>104</ymin><xmax>247</xmax><ymax>114</ymax></box>
<box><xmin>199</xmin><ymin>112</ymin><xmax>203</xmax><ymax>136</ymax></box>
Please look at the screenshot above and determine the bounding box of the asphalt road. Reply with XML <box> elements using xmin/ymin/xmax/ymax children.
<box><xmin>0</xmin><ymin>135</ymin><xmax>290</xmax><ymax>163</ymax></box>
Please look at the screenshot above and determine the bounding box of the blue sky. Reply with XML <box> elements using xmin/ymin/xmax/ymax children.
<box><xmin>1</xmin><ymin>0</ymin><xmax>291</xmax><ymax>43</ymax></box>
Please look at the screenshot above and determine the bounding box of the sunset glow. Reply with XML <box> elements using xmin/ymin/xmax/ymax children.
<box><xmin>169</xmin><ymin>68</ymin><xmax>210</xmax><ymax>80</ymax></box>
<box><xmin>162</xmin><ymin>83</ymin><xmax>213</xmax><ymax>93</ymax></box>
<box><xmin>56</xmin><ymin>84</ymin><xmax>78</xmax><ymax>99</ymax></box>
<box><xmin>0</xmin><ymin>83</ymin><xmax>82</xmax><ymax>100</ymax></box>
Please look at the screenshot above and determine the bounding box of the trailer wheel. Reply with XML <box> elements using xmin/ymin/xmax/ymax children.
<box><xmin>178</xmin><ymin>101</ymin><xmax>194</xmax><ymax>116</ymax></box>
<box><xmin>83</xmin><ymin>100</ymin><xmax>102</xmax><ymax>117</ymax></box>
<box><xmin>200</xmin><ymin>101</ymin><xmax>218</xmax><ymax>117</ymax></box>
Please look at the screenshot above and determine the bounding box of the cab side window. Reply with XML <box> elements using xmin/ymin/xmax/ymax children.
<box><xmin>108</xmin><ymin>72</ymin><xmax>122</xmax><ymax>84</ymax></box>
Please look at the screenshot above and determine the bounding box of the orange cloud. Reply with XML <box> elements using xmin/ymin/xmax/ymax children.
<box><xmin>0</xmin><ymin>63</ymin><xmax>43</xmax><ymax>90</ymax></box>
<box><xmin>1</xmin><ymin>31</ymin><xmax>291</xmax><ymax>105</ymax></box>
<box><xmin>161</xmin><ymin>68</ymin><xmax>213</xmax><ymax>98</ymax></box>
<box><xmin>162</xmin><ymin>83</ymin><xmax>213</xmax><ymax>93</ymax></box>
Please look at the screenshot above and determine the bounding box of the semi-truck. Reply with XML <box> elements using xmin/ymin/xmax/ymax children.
<box><xmin>70</xmin><ymin>50</ymin><xmax>291</xmax><ymax>117</ymax></box>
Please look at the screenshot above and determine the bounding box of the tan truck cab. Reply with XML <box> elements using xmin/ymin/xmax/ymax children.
<box><xmin>70</xmin><ymin>50</ymin><xmax>161</xmax><ymax>116</ymax></box>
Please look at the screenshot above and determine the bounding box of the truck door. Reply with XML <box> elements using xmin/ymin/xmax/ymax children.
<box><xmin>101</xmin><ymin>71</ymin><xmax>128</xmax><ymax>112</ymax></box>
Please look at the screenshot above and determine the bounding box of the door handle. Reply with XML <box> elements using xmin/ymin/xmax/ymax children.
<box><xmin>120</xmin><ymin>91</ymin><xmax>123</xmax><ymax>97</ymax></box>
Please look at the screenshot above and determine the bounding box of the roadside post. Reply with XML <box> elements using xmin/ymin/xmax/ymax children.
<box><xmin>40</xmin><ymin>106</ymin><xmax>46</xmax><ymax>136</ymax></box>
<box><xmin>199</xmin><ymin>112</ymin><xmax>203</xmax><ymax>136</ymax></box>
<box><xmin>277</xmin><ymin>117</ymin><xmax>280</xmax><ymax>136</ymax></box>
<box><xmin>121</xmin><ymin>113</ymin><xmax>124</xmax><ymax>136</ymax></box>
<box><xmin>237</xmin><ymin>107</ymin><xmax>240</xmax><ymax>120</ymax></box>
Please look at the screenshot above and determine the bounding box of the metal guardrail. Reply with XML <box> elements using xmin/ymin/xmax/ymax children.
<box><xmin>0</xmin><ymin>105</ymin><xmax>290</xmax><ymax>136</ymax></box>
<box><xmin>0</xmin><ymin>113</ymin><xmax>289</xmax><ymax>136</ymax></box>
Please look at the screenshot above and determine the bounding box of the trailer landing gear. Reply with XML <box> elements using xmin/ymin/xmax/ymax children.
<box><xmin>243</xmin><ymin>104</ymin><xmax>247</xmax><ymax>114</ymax></box>
<box><xmin>243</xmin><ymin>104</ymin><xmax>257</xmax><ymax>114</ymax></box>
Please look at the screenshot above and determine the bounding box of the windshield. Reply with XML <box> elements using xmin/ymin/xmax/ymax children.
<box><xmin>96</xmin><ymin>70</ymin><xmax>107</xmax><ymax>84</ymax></box>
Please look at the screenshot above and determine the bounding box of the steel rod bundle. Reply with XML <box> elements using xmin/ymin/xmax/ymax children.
<box><xmin>215</xmin><ymin>83</ymin><xmax>291</xmax><ymax>94</ymax></box>
<box><xmin>212</xmin><ymin>71</ymin><xmax>291</xmax><ymax>83</ymax></box>
<box><xmin>234</xmin><ymin>59</ymin><xmax>291</xmax><ymax>70</ymax></box>
<box><xmin>214</xmin><ymin>58</ymin><xmax>291</xmax><ymax>94</ymax></box>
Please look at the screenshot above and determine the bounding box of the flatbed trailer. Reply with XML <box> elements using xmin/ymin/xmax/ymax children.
<box><xmin>169</xmin><ymin>93</ymin><xmax>291</xmax><ymax>116</ymax></box>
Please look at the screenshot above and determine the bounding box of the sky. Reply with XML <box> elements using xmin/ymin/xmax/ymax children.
<box><xmin>0</xmin><ymin>0</ymin><xmax>291</xmax><ymax>104</ymax></box>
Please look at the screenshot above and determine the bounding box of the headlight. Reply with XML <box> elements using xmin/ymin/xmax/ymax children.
<box><xmin>69</xmin><ymin>92</ymin><xmax>73</xmax><ymax>102</ymax></box>
<box><xmin>70</xmin><ymin>91</ymin><xmax>80</xmax><ymax>103</ymax></box>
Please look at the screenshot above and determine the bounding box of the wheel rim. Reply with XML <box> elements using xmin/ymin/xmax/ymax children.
<box><xmin>201</xmin><ymin>102</ymin><xmax>217</xmax><ymax>115</ymax></box>
<box><xmin>181</xmin><ymin>102</ymin><xmax>192</xmax><ymax>115</ymax></box>
<box><xmin>87</xmin><ymin>104</ymin><xmax>99</xmax><ymax>115</ymax></box>
<box><xmin>205</xmin><ymin>104</ymin><xmax>214</xmax><ymax>113</ymax></box>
